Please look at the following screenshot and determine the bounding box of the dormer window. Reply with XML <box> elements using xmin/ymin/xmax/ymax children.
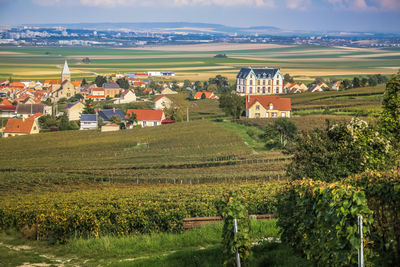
<box><xmin>256</xmin><ymin>105</ymin><xmax>260</xmax><ymax>110</ymax></box>
<box><xmin>269</xmin><ymin>103</ymin><xmax>274</xmax><ymax>110</ymax></box>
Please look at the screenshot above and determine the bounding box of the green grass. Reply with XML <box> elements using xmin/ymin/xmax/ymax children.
<box><xmin>0</xmin><ymin>220</ymin><xmax>308</xmax><ymax>266</ymax></box>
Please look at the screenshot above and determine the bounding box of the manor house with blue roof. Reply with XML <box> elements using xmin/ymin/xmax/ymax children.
<box><xmin>236</xmin><ymin>67</ymin><xmax>283</xmax><ymax>96</ymax></box>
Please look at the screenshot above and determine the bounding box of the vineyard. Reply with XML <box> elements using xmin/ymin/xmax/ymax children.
<box><xmin>0</xmin><ymin>182</ymin><xmax>283</xmax><ymax>243</ymax></box>
<box><xmin>0</xmin><ymin>120</ymin><xmax>289</xmax><ymax>194</ymax></box>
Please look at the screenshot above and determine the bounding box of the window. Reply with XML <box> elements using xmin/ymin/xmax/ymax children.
<box><xmin>276</xmin><ymin>88</ymin><xmax>279</xmax><ymax>94</ymax></box>
<box><xmin>257</xmin><ymin>80</ymin><xmax>260</xmax><ymax>85</ymax></box>
<box><xmin>272</xmin><ymin>112</ymin><xmax>278</xmax><ymax>118</ymax></box>
<box><xmin>250</xmin><ymin>80</ymin><xmax>253</xmax><ymax>85</ymax></box>
<box><xmin>276</xmin><ymin>80</ymin><xmax>279</xmax><ymax>85</ymax></box>
<box><xmin>255</xmin><ymin>113</ymin><xmax>260</xmax><ymax>118</ymax></box>
<box><xmin>153</xmin><ymin>122</ymin><xmax>158</xmax><ymax>126</ymax></box>
<box><xmin>263</xmin><ymin>80</ymin><xmax>265</xmax><ymax>85</ymax></box>
<box><xmin>33</xmin><ymin>126</ymin><xmax>37</xmax><ymax>130</ymax></box>
<box><xmin>249</xmin><ymin>87</ymin><xmax>253</xmax><ymax>94</ymax></box>
<box><xmin>265</xmin><ymin>112</ymin><xmax>269</xmax><ymax>118</ymax></box>
<box><xmin>257</xmin><ymin>87</ymin><xmax>260</xmax><ymax>93</ymax></box>
<box><xmin>256</xmin><ymin>105</ymin><xmax>260</xmax><ymax>110</ymax></box>
<box><xmin>268</xmin><ymin>87</ymin><xmax>271</xmax><ymax>93</ymax></box>
<box><xmin>143</xmin><ymin>121</ymin><xmax>147</xmax><ymax>127</ymax></box>
<box><xmin>281</xmin><ymin>112</ymin><xmax>286</xmax><ymax>118</ymax></box>
<box><xmin>269</xmin><ymin>104</ymin><xmax>274</xmax><ymax>110</ymax></box>
<box><xmin>262</xmin><ymin>87</ymin><xmax>265</xmax><ymax>94</ymax></box>
<box><xmin>268</xmin><ymin>80</ymin><xmax>271</xmax><ymax>85</ymax></box>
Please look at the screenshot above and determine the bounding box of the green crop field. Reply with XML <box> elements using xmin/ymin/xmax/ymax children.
<box><xmin>0</xmin><ymin>44</ymin><xmax>399</xmax><ymax>81</ymax></box>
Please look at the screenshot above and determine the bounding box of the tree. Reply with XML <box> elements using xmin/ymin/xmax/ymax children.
<box><xmin>341</xmin><ymin>79</ymin><xmax>352</xmax><ymax>90</ymax></box>
<box><xmin>368</xmin><ymin>75</ymin><xmax>378</xmax><ymax>87</ymax></box>
<box><xmin>183</xmin><ymin>80</ymin><xmax>192</xmax><ymax>89</ymax></box>
<box><xmin>83</xmin><ymin>99</ymin><xmax>96</xmax><ymax>114</ymax></box>
<box><xmin>352</xmin><ymin>77</ymin><xmax>361</xmax><ymax>88</ymax></box>
<box><xmin>283</xmin><ymin>74</ymin><xmax>295</xmax><ymax>84</ymax></box>
<box><xmin>127</xmin><ymin>112</ymin><xmax>137</xmax><ymax>125</ymax></box>
<box><xmin>209</xmin><ymin>75</ymin><xmax>229</xmax><ymax>93</ymax></box>
<box><xmin>58</xmin><ymin>97</ymin><xmax>68</xmax><ymax>104</ymax></box>
<box><xmin>201</xmin><ymin>92</ymin><xmax>206</xmax><ymax>99</ymax></box>
<box><xmin>59</xmin><ymin>114</ymin><xmax>71</xmax><ymax>131</ymax></box>
<box><xmin>219</xmin><ymin>93</ymin><xmax>245</xmax><ymax>120</ymax></box>
<box><xmin>81</xmin><ymin>78</ymin><xmax>88</xmax><ymax>86</ymax></box>
<box><xmin>38</xmin><ymin>114</ymin><xmax>58</xmax><ymax>129</ymax></box>
<box><xmin>94</xmin><ymin>75</ymin><xmax>107</xmax><ymax>87</ymax></box>
<box><xmin>379</xmin><ymin>71</ymin><xmax>400</xmax><ymax>144</ymax></box>
<box><xmin>313</xmin><ymin>77</ymin><xmax>325</xmax><ymax>84</ymax></box>
<box><xmin>82</xmin><ymin>57</ymin><xmax>90</xmax><ymax>64</ymax></box>
<box><xmin>194</xmin><ymin>81</ymin><xmax>202</xmax><ymax>91</ymax></box>
<box><xmin>109</xmin><ymin>115</ymin><xmax>121</xmax><ymax>124</ymax></box>
<box><xmin>164</xmin><ymin>94</ymin><xmax>190</xmax><ymax>122</ymax></box>
<box><xmin>117</xmin><ymin>78</ymin><xmax>130</xmax><ymax>89</ymax></box>
<box><xmin>286</xmin><ymin>119</ymin><xmax>394</xmax><ymax>182</ymax></box>
<box><xmin>262</xmin><ymin>118</ymin><xmax>297</xmax><ymax>149</ymax></box>
<box><xmin>361</xmin><ymin>77</ymin><xmax>369</xmax><ymax>87</ymax></box>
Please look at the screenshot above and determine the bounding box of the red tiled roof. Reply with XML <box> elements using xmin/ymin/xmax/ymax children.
<box><xmin>91</xmin><ymin>87</ymin><xmax>104</xmax><ymax>91</ymax></box>
<box><xmin>4</xmin><ymin>117</ymin><xmax>36</xmax><ymax>134</ymax></box>
<box><xmin>0</xmin><ymin>105</ymin><xmax>16</xmax><ymax>111</ymax></box>
<box><xmin>154</xmin><ymin>95</ymin><xmax>167</xmax><ymax>102</ymax></box>
<box><xmin>126</xmin><ymin>109</ymin><xmax>164</xmax><ymax>121</ymax></box>
<box><xmin>0</xmin><ymin>99</ymin><xmax>13</xmax><ymax>106</ymax></box>
<box><xmin>194</xmin><ymin>92</ymin><xmax>215</xmax><ymax>99</ymax></box>
<box><xmin>246</xmin><ymin>95</ymin><xmax>291</xmax><ymax>111</ymax></box>
<box><xmin>87</xmin><ymin>95</ymin><xmax>105</xmax><ymax>98</ymax></box>
<box><xmin>9</xmin><ymin>82</ymin><xmax>25</xmax><ymax>88</ymax></box>
<box><xmin>29</xmin><ymin>112</ymin><xmax>43</xmax><ymax>119</ymax></box>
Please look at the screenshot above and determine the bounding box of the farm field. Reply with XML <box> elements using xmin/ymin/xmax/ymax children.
<box><xmin>0</xmin><ymin>44</ymin><xmax>399</xmax><ymax>80</ymax></box>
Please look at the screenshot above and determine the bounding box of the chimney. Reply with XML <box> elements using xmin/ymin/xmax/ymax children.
<box><xmin>113</xmin><ymin>107</ymin><xmax>115</xmax><ymax>113</ymax></box>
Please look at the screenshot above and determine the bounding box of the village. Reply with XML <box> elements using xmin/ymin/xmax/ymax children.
<box><xmin>0</xmin><ymin>59</ymin><xmax>359</xmax><ymax>138</ymax></box>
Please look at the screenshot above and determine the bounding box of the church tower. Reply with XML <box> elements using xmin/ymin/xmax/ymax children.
<box><xmin>61</xmin><ymin>60</ymin><xmax>71</xmax><ymax>82</ymax></box>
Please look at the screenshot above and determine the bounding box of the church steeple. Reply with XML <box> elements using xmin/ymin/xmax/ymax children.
<box><xmin>61</xmin><ymin>60</ymin><xmax>71</xmax><ymax>82</ymax></box>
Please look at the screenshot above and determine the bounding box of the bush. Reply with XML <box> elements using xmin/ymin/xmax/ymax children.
<box><xmin>346</xmin><ymin>170</ymin><xmax>400</xmax><ymax>265</ymax></box>
<box><xmin>276</xmin><ymin>179</ymin><xmax>373</xmax><ymax>266</ymax></box>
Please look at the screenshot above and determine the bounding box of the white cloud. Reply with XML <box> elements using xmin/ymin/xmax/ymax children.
<box><xmin>326</xmin><ymin>0</ymin><xmax>400</xmax><ymax>10</ymax></box>
<box><xmin>79</xmin><ymin>0</ymin><xmax>275</xmax><ymax>7</ymax></box>
<box><xmin>285</xmin><ymin>0</ymin><xmax>311</xmax><ymax>10</ymax></box>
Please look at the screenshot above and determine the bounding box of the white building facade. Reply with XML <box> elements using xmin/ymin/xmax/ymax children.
<box><xmin>236</xmin><ymin>67</ymin><xmax>283</xmax><ymax>96</ymax></box>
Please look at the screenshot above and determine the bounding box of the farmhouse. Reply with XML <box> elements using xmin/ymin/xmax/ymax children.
<box><xmin>114</xmin><ymin>89</ymin><xmax>136</xmax><ymax>104</ymax></box>
<box><xmin>331</xmin><ymin>81</ymin><xmax>342</xmax><ymax>91</ymax></box>
<box><xmin>3</xmin><ymin>114</ymin><xmax>40</xmax><ymax>137</ymax></box>
<box><xmin>284</xmin><ymin>82</ymin><xmax>308</xmax><ymax>94</ymax></box>
<box><xmin>103</xmin><ymin>83</ymin><xmax>121</xmax><ymax>98</ymax></box>
<box><xmin>193</xmin><ymin>92</ymin><xmax>218</xmax><ymax>100</ymax></box>
<box><xmin>154</xmin><ymin>95</ymin><xmax>172</xmax><ymax>110</ymax></box>
<box><xmin>308</xmin><ymin>82</ymin><xmax>329</xmax><ymax>92</ymax></box>
<box><xmin>236</xmin><ymin>67</ymin><xmax>283</xmax><ymax>95</ymax></box>
<box><xmin>80</xmin><ymin>114</ymin><xmax>98</xmax><ymax>130</ymax></box>
<box><xmin>245</xmin><ymin>95</ymin><xmax>291</xmax><ymax>119</ymax></box>
<box><xmin>66</xmin><ymin>101</ymin><xmax>85</xmax><ymax>121</ymax></box>
<box><xmin>126</xmin><ymin>109</ymin><xmax>165</xmax><ymax>127</ymax></box>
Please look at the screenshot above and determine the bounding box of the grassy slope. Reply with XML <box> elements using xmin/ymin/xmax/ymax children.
<box><xmin>0</xmin><ymin>220</ymin><xmax>309</xmax><ymax>267</ymax></box>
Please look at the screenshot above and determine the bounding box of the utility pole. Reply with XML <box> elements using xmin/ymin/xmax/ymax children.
<box><xmin>186</xmin><ymin>106</ymin><xmax>189</xmax><ymax>122</ymax></box>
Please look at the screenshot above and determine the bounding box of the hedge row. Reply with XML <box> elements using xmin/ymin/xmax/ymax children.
<box><xmin>276</xmin><ymin>179</ymin><xmax>373</xmax><ymax>266</ymax></box>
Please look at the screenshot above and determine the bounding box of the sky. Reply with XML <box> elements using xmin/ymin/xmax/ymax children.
<box><xmin>0</xmin><ymin>0</ymin><xmax>400</xmax><ymax>32</ymax></box>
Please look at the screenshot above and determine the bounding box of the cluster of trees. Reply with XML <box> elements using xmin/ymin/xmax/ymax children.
<box><xmin>218</xmin><ymin>93</ymin><xmax>245</xmax><ymax>119</ymax></box>
<box><xmin>38</xmin><ymin>114</ymin><xmax>79</xmax><ymax>131</ymax></box>
<box><xmin>284</xmin><ymin>72</ymin><xmax>400</xmax><ymax>182</ymax></box>
<box><xmin>340</xmin><ymin>74</ymin><xmax>388</xmax><ymax>90</ymax></box>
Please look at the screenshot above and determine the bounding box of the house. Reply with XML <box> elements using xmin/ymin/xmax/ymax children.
<box><xmin>126</xmin><ymin>109</ymin><xmax>165</xmax><ymax>127</ymax></box>
<box><xmin>0</xmin><ymin>105</ymin><xmax>16</xmax><ymax>118</ymax></box>
<box><xmin>236</xmin><ymin>67</ymin><xmax>283</xmax><ymax>95</ymax></box>
<box><xmin>159</xmin><ymin>87</ymin><xmax>177</xmax><ymax>95</ymax></box>
<box><xmin>331</xmin><ymin>81</ymin><xmax>342</xmax><ymax>91</ymax></box>
<box><xmin>284</xmin><ymin>82</ymin><xmax>308</xmax><ymax>94</ymax></box>
<box><xmin>101</xmin><ymin>123</ymin><xmax>120</xmax><ymax>132</ymax></box>
<box><xmin>114</xmin><ymin>89</ymin><xmax>136</xmax><ymax>104</ymax></box>
<box><xmin>98</xmin><ymin>108</ymin><xmax>125</xmax><ymax>123</ymax></box>
<box><xmin>80</xmin><ymin>114</ymin><xmax>98</xmax><ymax>130</ymax></box>
<box><xmin>3</xmin><ymin>114</ymin><xmax>40</xmax><ymax>137</ymax></box>
<box><xmin>103</xmin><ymin>83</ymin><xmax>121</xmax><ymax>98</ymax></box>
<box><xmin>245</xmin><ymin>95</ymin><xmax>291</xmax><ymax>119</ymax></box>
<box><xmin>66</xmin><ymin>101</ymin><xmax>85</xmax><ymax>121</ymax></box>
<box><xmin>193</xmin><ymin>92</ymin><xmax>219</xmax><ymax>100</ymax></box>
<box><xmin>308</xmin><ymin>82</ymin><xmax>329</xmax><ymax>93</ymax></box>
<box><xmin>16</xmin><ymin>104</ymin><xmax>47</xmax><ymax>118</ymax></box>
<box><xmin>154</xmin><ymin>95</ymin><xmax>172</xmax><ymax>110</ymax></box>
